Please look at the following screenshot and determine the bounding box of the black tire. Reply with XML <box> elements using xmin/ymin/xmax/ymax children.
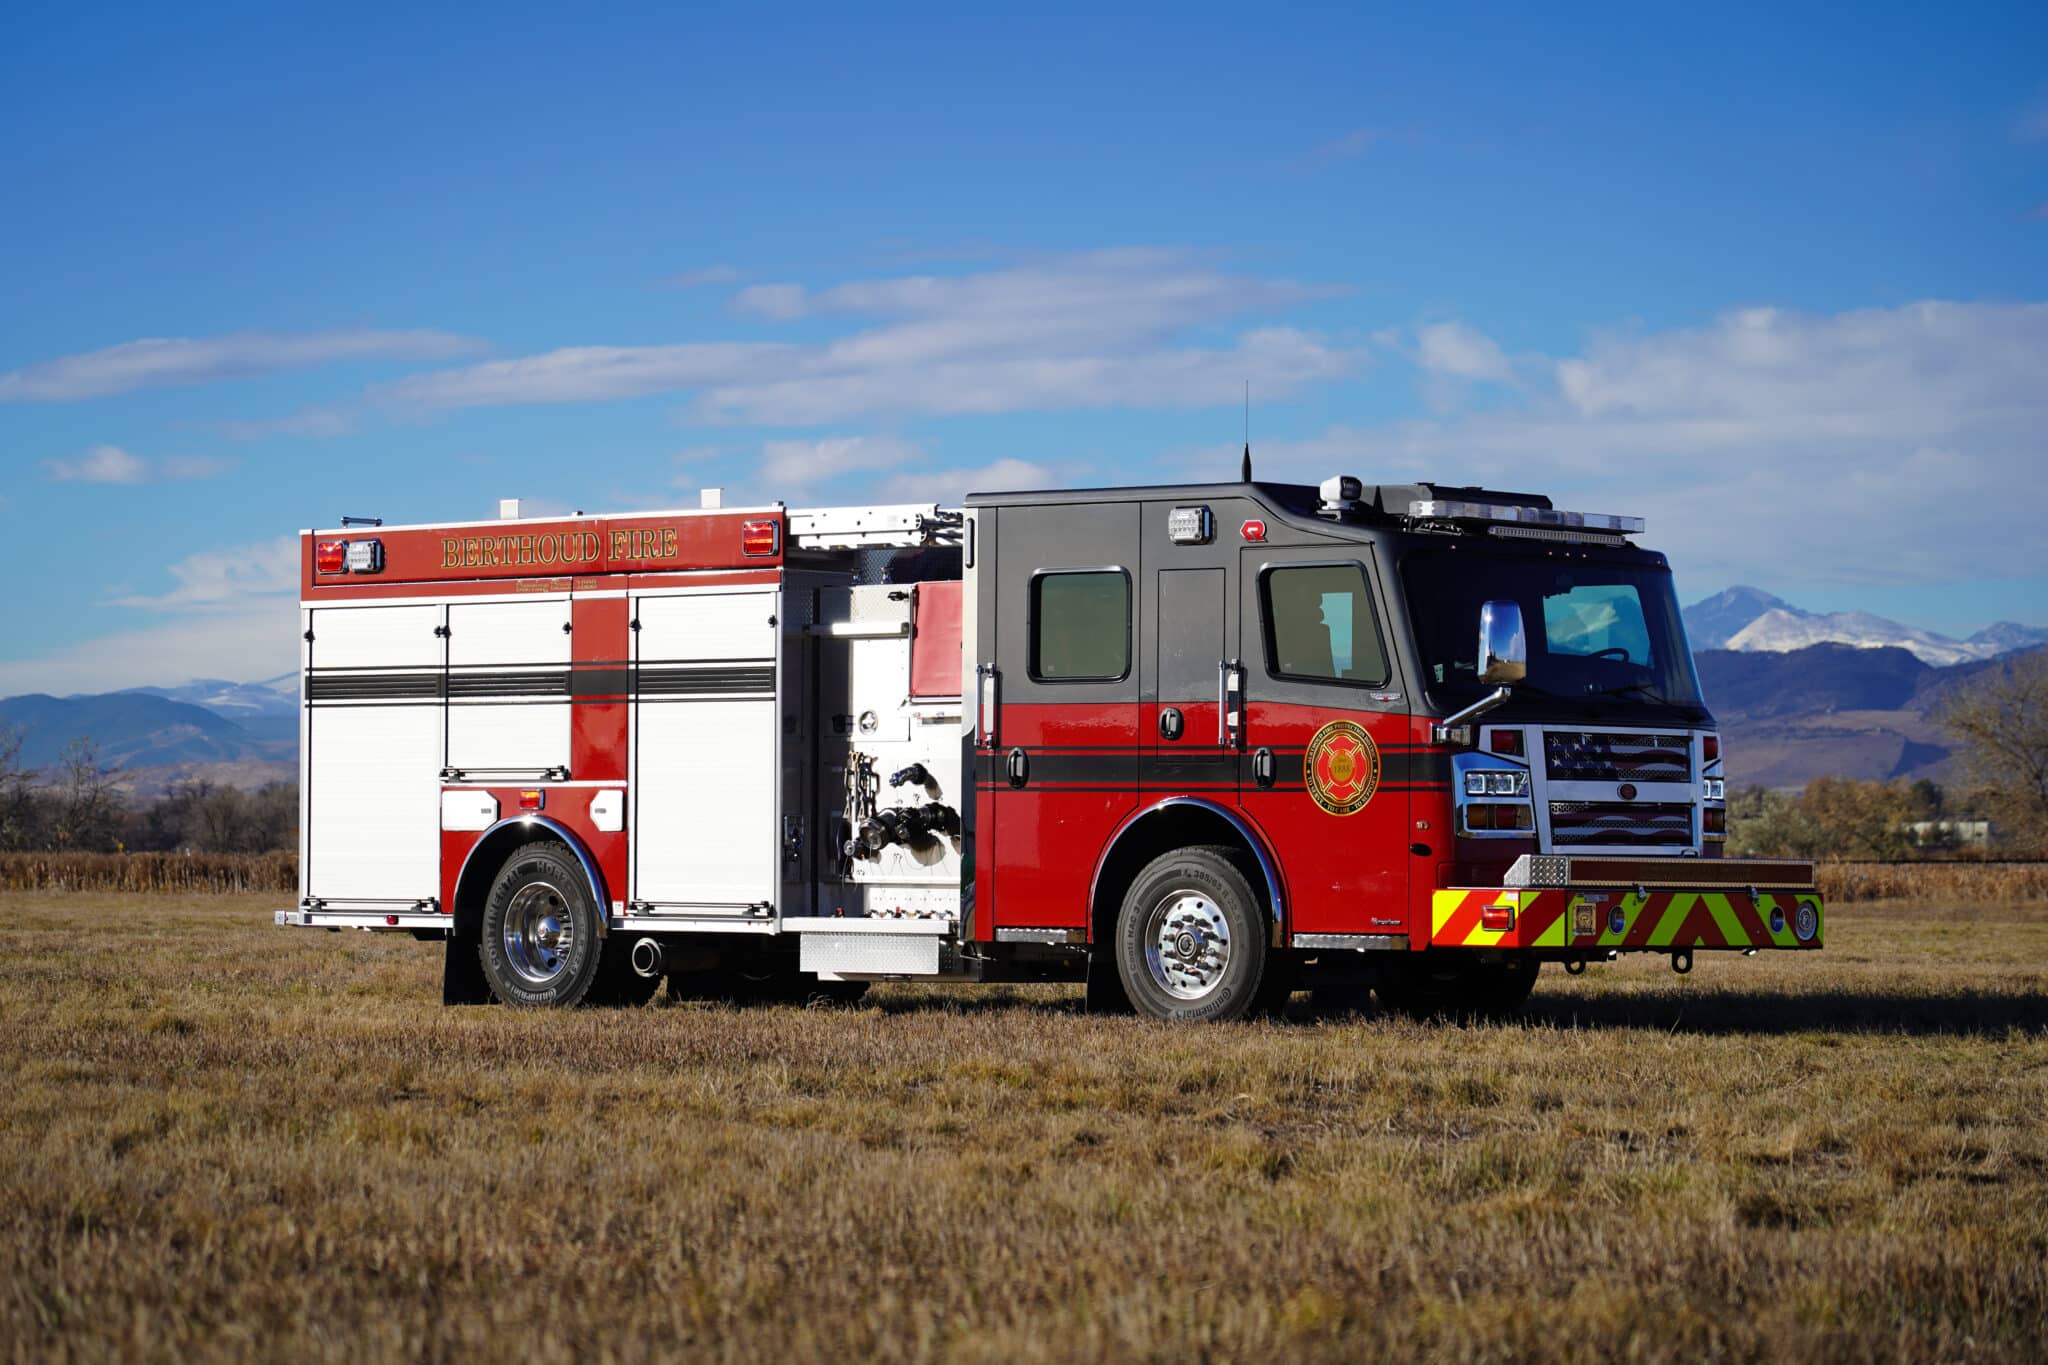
<box><xmin>1376</xmin><ymin>954</ymin><xmax>1539</xmax><ymax>1021</ymax></box>
<box><xmin>585</xmin><ymin>934</ymin><xmax>662</xmax><ymax>1007</ymax></box>
<box><xmin>477</xmin><ymin>842</ymin><xmax>606</xmax><ymax>1007</ymax></box>
<box><xmin>1114</xmin><ymin>845</ymin><xmax>1271</xmax><ymax>1023</ymax></box>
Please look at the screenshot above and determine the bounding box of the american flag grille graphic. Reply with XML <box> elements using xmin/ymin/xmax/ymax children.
<box><xmin>1549</xmin><ymin>801</ymin><xmax>1694</xmax><ymax>847</ymax></box>
<box><xmin>1544</xmin><ymin>731</ymin><xmax>1692</xmax><ymax>783</ymax></box>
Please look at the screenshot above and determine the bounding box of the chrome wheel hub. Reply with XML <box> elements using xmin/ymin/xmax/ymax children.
<box><xmin>1144</xmin><ymin>892</ymin><xmax>1231</xmax><ymax>1000</ymax></box>
<box><xmin>504</xmin><ymin>882</ymin><xmax>574</xmax><ymax>986</ymax></box>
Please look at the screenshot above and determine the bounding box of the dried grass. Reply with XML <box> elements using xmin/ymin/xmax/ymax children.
<box><xmin>1817</xmin><ymin>860</ymin><xmax>2048</xmax><ymax>903</ymax></box>
<box><xmin>1</xmin><ymin>892</ymin><xmax>2045</xmax><ymax>1362</ymax></box>
<box><xmin>0</xmin><ymin>851</ymin><xmax>295</xmax><ymax>894</ymax></box>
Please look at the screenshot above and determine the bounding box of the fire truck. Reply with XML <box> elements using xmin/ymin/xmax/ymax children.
<box><xmin>279</xmin><ymin>474</ymin><xmax>1822</xmax><ymax>1021</ymax></box>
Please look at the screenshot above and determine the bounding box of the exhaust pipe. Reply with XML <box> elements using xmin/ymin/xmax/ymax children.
<box><xmin>630</xmin><ymin>937</ymin><xmax>666</xmax><ymax>979</ymax></box>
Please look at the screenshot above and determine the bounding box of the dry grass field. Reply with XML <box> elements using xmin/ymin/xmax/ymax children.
<box><xmin>3</xmin><ymin>894</ymin><xmax>2046</xmax><ymax>1363</ymax></box>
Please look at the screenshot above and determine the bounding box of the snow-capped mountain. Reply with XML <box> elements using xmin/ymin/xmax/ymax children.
<box><xmin>1684</xmin><ymin>587</ymin><xmax>2048</xmax><ymax>667</ymax></box>
<box><xmin>1681</xmin><ymin>587</ymin><xmax>1804</xmax><ymax>650</ymax></box>
<box><xmin>117</xmin><ymin>674</ymin><xmax>299</xmax><ymax>721</ymax></box>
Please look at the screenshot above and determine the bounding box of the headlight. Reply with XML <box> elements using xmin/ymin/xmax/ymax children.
<box><xmin>1465</xmin><ymin>770</ymin><xmax>1530</xmax><ymax>797</ymax></box>
<box><xmin>1703</xmin><ymin>777</ymin><xmax>1725</xmax><ymax>801</ymax></box>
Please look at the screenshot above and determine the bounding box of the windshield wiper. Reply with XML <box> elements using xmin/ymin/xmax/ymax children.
<box><xmin>1586</xmin><ymin>681</ymin><xmax>1707</xmax><ymax>717</ymax></box>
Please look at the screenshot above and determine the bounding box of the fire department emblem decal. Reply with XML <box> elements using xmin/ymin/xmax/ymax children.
<box><xmin>1304</xmin><ymin>719</ymin><xmax>1380</xmax><ymax>817</ymax></box>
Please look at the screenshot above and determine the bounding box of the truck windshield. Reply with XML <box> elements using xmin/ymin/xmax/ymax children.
<box><xmin>1401</xmin><ymin>549</ymin><xmax>1706</xmax><ymax>717</ymax></box>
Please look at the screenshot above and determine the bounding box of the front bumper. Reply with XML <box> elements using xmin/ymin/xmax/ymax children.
<box><xmin>1431</xmin><ymin>856</ymin><xmax>1823</xmax><ymax>952</ymax></box>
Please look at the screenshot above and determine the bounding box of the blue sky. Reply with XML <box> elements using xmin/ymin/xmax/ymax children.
<box><xmin>2</xmin><ymin>1</ymin><xmax>2045</xmax><ymax>693</ymax></box>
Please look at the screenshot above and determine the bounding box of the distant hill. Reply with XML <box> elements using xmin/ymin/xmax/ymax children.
<box><xmin>0</xmin><ymin>691</ymin><xmax>294</xmax><ymax>797</ymax></box>
<box><xmin>1697</xmin><ymin>643</ymin><xmax>2045</xmax><ymax>791</ymax></box>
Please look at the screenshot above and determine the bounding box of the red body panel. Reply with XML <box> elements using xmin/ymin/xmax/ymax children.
<box><xmin>1236</xmin><ymin>702</ymin><xmax>1417</xmax><ymax>938</ymax></box>
<box><xmin>987</xmin><ymin>703</ymin><xmax>1139</xmax><ymax>930</ymax></box>
<box><xmin>570</xmin><ymin>586</ymin><xmax>629</xmax><ymax>782</ymax></box>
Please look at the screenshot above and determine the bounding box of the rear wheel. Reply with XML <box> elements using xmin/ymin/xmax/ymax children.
<box><xmin>1115</xmin><ymin>846</ymin><xmax>1271</xmax><ymax>1023</ymax></box>
<box><xmin>1376</xmin><ymin>954</ymin><xmax>1539</xmax><ymax>1021</ymax></box>
<box><xmin>477</xmin><ymin>842</ymin><xmax>605</xmax><ymax>1007</ymax></box>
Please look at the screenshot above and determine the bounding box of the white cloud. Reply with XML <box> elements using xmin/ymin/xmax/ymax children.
<box><xmin>218</xmin><ymin>407</ymin><xmax>356</xmax><ymax>440</ymax></box>
<box><xmin>1219</xmin><ymin>299</ymin><xmax>2048</xmax><ymax>590</ymax></box>
<box><xmin>1</xmin><ymin>328</ymin><xmax>481</xmax><ymax>402</ymax></box>
<box><xmin>670</xmin><ymin>264</ymin><xmax>740</xmax><ymax>288</ymax></box>
<box><xmin>44</xmin><ymin>445</ymin><xmax>228</xmax><ymax>483</ymax></box>
<box><xmin>106</xmin><ymin>535</ymin><xmax>298</xmax><ymax>610</ymax></box>
<box><xmin>384</xmin><ymin>249</ymin><xmax>1358</xmax><ymax>422</ymax></box>
<box><xmin>759</xmin><ymin>435</ymin><xmax>918</xmax><ymax>488</ymax></box>
<box><xmin>873</xmin><ymin>458</ymin><xmax>1055</xmax><ymax>506</ymax></box>
<box><xmin>0</xmin><ymin>537</ymin><xmax>301</xmax><ymax>694</ymax></box>
<box><xmin>46</xmin><ymin>445</ymin><xmax>146</xmax><ymax>483</ymax></box>
<box><xmin>1415</xmin><ymin>321</ymin><xmax>1515</xmax><ymax>382</ymax></box>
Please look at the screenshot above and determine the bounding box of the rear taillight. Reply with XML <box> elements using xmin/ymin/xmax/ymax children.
<box><xmin>741</xmin><ymin>519</ymin><xmax>781</xmax><ymax>557</ymax></box>
<box><xmin>1703</xmin><ymin>734</ymin><xmax>1720</xmax><ymax>763</ymax></box>
<box><xmin>1480</xmin><ymin>900</ymin><xmax>1516</xmax><ymax>932</ymax></box>
<box><xmin>315</xmin><ymin>539</ymin><xmax>348</xmax><ymax>574</ymax></box>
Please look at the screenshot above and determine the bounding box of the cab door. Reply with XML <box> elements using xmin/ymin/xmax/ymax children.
<box><xmin>1236</xmin><ymin>549</ymin><xmax>1411</xmax><ymax>939</ymax></box>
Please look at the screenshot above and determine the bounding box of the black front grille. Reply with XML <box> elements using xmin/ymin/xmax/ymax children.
<box><xmin>1549</xmin><ymin>801</ymin><xmax>1693</xmax><ymax>847</ymax></box>
<box><xmin>1545</xmin><ymin>731</ymin><xmax>1692</xmax><ymax>783</ymax></box>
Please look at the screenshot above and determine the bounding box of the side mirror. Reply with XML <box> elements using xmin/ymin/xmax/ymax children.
<box><xmin>1478</xmin><ymin>600</ymin><xmax>1527</xmax><ymax>684</ymax></box>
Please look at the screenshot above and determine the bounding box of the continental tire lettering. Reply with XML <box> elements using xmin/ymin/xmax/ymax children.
<box><xmin>1304</xmin><ymin>719</ymin><xmax>1380</xmax><ymax>816</ymax></box>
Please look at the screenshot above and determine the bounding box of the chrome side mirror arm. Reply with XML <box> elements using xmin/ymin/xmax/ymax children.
<box><xmin>1431</xmin><ymin>685</ymin><xmax>1513</xmax><ymax>746</ymax></box>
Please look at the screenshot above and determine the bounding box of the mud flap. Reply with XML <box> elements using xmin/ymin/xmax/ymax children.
<box><xmin>442</xmin><ymin>933</ymin><xmax>495</xmax><ymax>1006</ymax></box>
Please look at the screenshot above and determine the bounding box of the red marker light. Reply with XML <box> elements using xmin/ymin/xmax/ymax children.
<box><xmin>741</xmin><ymin>519</ymin><xmax>781</xmax><ymax>556</ymax></box>
<box><xmin>1488</xmin><ymin>729</ymin><xmax>1523</xmax><ymax>756</ymax></box>
<box><xmin>315</xmin><ymin>539</ymin><xmax>348</xmax><ymax>574</ymax></box>
<box><xmin>1240</xmin><ymin>519</ymin><xmax>1267</xmax><ymax>543</ymax></box>
<box><xmin>519</xmin><ymin>789</ymin><xmax>544</xmax><ymax>812</ymax></box>
<box><xmin>1703</xmin><ymin>734</ymin><xmax>1720</xmax><ymax>762</ymax></box>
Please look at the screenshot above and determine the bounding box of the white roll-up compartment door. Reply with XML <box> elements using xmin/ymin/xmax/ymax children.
<box><xmin>304</xmin><ymin>603</ymin><xmax>445</xmax><ymax>906</ymax></box>
<box><xmin>445</xmin><ymin>598</ymin><xmax>571</xmax><ymax>778</ymax></box>
<box><xmin>633</xmin><ymin>589</ymin><xmax>779</xmax><ymax>912</ymax></box>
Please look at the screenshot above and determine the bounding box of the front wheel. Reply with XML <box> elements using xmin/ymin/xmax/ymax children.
<box><xmin>1114</xmin><ymin>846</ymin><xmax>1271</xmax><ymax>1022</ymax></box>
<box><xmin>478</xmin><ymin>842</ymin><xmax>605</xmax><ymax>1007</ymax></box>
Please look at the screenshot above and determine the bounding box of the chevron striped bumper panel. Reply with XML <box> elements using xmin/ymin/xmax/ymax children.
<box><xmin>1430</xmin><ymin>887</ymin><xmax>1824</xmax><ymax>951</ymax></box>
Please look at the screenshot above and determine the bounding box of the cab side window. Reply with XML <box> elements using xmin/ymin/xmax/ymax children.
<box><xmin>1262</xmin><ymin>563</ymin><xmax>1388</xmax><ymax>686</ymax></box>
<box><xmin>1031</xmin><ymin>569</ymin><xmax>1130</xmax><ymax>681</ymax></box>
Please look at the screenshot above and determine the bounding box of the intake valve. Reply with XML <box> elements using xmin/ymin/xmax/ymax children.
<box><xmin>852</xmin><ymin>803</ymin><xmax>961</xmax><ymax>858</ymax></box>
<box><xmin>889</xmin><ymin>763</ymin><xmax>933</xmax><ymax>790</ymax></box>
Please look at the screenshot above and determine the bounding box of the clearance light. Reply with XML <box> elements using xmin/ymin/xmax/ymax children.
<box><xmin>740</xmin><ymin>519</ymin><xmax>781</xmax><ymax>556</ymax></box>
<box><xmin>1167</xmin><ymin>506</ymin><xmax>1214</xmax><ymax>544</ymax></box>
<box><xmin>1408</xmin><ymin>500</ymin><xmax>1645</xmax><ymax>535</ymax></box>
<box><xmin>315</xmin><ymin>539</ymin><xmax>348</xmax><ymax>574</ymax></box>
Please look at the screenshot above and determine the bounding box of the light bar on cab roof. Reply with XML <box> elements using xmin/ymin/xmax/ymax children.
<box><xmin>1409</xmin><ymin>500</ymin><xmax>1646</xmax><ymax>535</ymax></box>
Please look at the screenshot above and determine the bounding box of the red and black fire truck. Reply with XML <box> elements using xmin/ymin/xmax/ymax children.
<box><xmin>279</xmin><ymin>475</ymin><xmax>1822</xmax><ymax>1021</ymax></box>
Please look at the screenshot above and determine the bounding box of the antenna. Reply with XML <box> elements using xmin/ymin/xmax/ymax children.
<box><xmin>1239</xmin><ymin>380</ymin><xmax>1253</xmax><ymax>482</ymax></box>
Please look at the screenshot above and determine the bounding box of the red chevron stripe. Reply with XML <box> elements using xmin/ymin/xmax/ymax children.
<box><xmin>1437</xmin><ymin>890</ymin><xmax>1489</xmax><ymax>945</ymax></box>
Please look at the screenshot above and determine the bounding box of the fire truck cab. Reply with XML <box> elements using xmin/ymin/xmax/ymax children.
<box><xmin>281</xmin><ymin>476</ymin><xmax>1822</xmax><ymax>1021</ymax></box>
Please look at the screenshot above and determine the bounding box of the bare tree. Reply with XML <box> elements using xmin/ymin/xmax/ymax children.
<box><xmin>0</xmin><ymin>724</ymin><xmax>41</xmax><ymax>851</ymax></box>
<box><xmin>48</xmin><ymin>737</ymin><xmax>126</xmax><ymax>852</ymax></box>
<box><xmin>1938</xmin><ymin>651</ymin><xmax>2048</xmax><ymax>851</ymax></box>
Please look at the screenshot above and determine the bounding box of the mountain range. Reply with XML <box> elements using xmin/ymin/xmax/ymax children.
<box><xmin>1682</xmin><ymin>587</ymin><xmax>2048</xmax><ymax>666</ymax></box>
<box><xmin>0</xmin><ymin>594</ymin><xmax>2040</xmax><ymax>795</ymax></box>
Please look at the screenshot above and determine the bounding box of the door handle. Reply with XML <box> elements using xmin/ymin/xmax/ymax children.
<box><xmin>1253</xmin><ymin>747</ymin><xmax>1275</xmax><ymax>789</ymax></box>
<box><xmin>1159</xmin><ymin>707</ymin><xmax>1183</xmax><ymax>741</ymax></box>
<box><xmin>1218</xmin><ymin>659</ymin><xmax>1245</xmax><ymax>750</ymax></box>
<box><xmin>1006</xmin><ymin>747</ymin><xmax>1029</xmax><ymax>788</ymax></box>
<box><xmin>977</xmin><ymin>664</ymin><xmax>1000</xmax><ymax>746</ymax></box>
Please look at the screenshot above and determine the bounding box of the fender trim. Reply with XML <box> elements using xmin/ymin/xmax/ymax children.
<box><xmin>1090</xmin><ymin>796</ymin><xmax>1288</xmax><ymax>945</ymax></box>
<box><xmin>453</xmin><ymin>814</ymin><xmax>611</xmax><ymax>935</ymax></box>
